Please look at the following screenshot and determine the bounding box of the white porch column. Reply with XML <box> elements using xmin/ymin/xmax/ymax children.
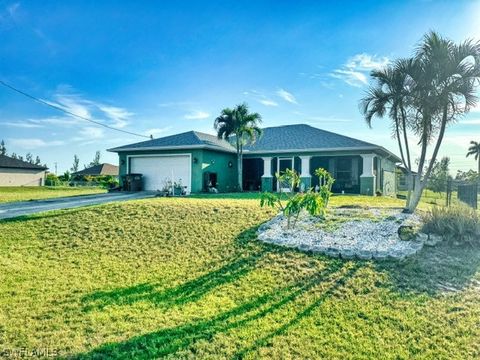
<box><xmin>261</xmin><ymin>157</ymin><xmax>273</xmax><ymax>192</ymax></box>
<box><xmin>299</xmin><ymin>156</ymin><xmax>312</xmax><ymax>191</ymax></box>
<box><xmin>299</xmin><ymin>156</ymin><xmax>311</xmax><ymax>177</ymax></box>
<box><xmin>360</xmin><ymin>154</ymin><xmax>376</xmax><ymax>196</ymax></box>
<box><xmin>261</xmin><ymin>157</ymin><xmax>272</xmax><ymax>177</ymax></box>
<box><xmin>360</xmin><ymin>154</ymin><xmax>375</xmax><ymax>177</ymax></box>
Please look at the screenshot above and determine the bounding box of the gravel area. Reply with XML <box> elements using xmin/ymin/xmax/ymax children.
<box><xmin>257</xmin><ymin>208</ymin><xmax>429</xmax><ymax>260</ymax></box>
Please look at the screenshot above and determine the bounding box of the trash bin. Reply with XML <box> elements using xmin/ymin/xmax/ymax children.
<box><xmin>122</xmin><ymin>173</ymin><xmax>143</xmax><ymax>191</ymax></box>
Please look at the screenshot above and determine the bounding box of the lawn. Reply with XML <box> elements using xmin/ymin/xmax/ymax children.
<box><xmin>0</xmin><ymin>186</ymin><xmax>107</xmax><ymax>203</ymax></box>
<box><xmin>0</xmin><ymin>197</ymin><xmax>479</xmax><ymax>359</ymax></box>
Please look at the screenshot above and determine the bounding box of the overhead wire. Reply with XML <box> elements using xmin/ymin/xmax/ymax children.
<box><xmin>0</xmin><ymin>80</ymin><xmax>151</xmax><ymax>139</ymax></box>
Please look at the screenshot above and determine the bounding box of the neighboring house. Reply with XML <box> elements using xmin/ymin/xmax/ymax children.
<box><xmin>72</xmin><ymin>163</ymin><xmax>119</xmax><ymax>177</ymax></box>
<box><xmin>0</xmin><ymin>154</ymin><xmax>47</xmax><ymax>186</ymax></box>
<box><xmin>109</xmin><ymin>124</ymin><xmax>401</xmax><ymax>195</ymax></box>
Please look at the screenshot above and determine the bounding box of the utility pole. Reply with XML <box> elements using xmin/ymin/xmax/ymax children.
<box><xmin>54</xmin><ymin>162</ymin><xmax>57</xmax><ymax>175</ymax></box>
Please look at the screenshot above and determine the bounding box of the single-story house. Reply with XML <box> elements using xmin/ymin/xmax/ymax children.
<box><xmin>0</xmin><ymin>154</ymin><xmax>47</xmax><ymax>186</ymax></box>
<box><xmin>108</xmin><ymin>124</ymin><xmax>401</xmax><ymax>195</ymax></box>
<box><xmin>72</xmin><ymin>163</ymin><xmax>119</xmax><ymax>177</ymax></box>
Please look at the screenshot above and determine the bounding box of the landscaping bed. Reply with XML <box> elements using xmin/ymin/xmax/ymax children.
<box><xmin>258</xmin><ymin>208</ymin><xmax>429</xmax><ymax>260</ymax></box>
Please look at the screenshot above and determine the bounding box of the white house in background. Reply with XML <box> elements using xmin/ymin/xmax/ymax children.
<box><xmin>0</xmin><ymin>154</ymin><xmax>47</xmax><ymax>186</ymax></box>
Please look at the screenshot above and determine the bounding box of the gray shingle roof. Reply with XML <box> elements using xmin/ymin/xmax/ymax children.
<box><xmin>244</xmin><ymin>124</ymin><xmax>376</xmax><ymax>152</ymax></box>
<box><xmin>72</xmin><ymin>163</ymin><xmax>119</xmax><ymax>176</ymax></box>
<box><xmin>109</xmin><ymin>131</ymin><xmax>234</xmax><ymax>152</ymax></box>
<box><xmin>0</xmin><ymin>154</ymin><xmax>47</xmax><ymax>170</ymax></box>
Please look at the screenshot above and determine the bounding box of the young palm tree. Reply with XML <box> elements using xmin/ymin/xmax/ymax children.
<box><xmin>466</xmin><ymin>141</ymin><xmax>480</xmax><ymax>174</ymax></box>
<box><xmin>214</xmin><ymin>103</ymin><xmax>262</xmax><ymax>191</ymax></box>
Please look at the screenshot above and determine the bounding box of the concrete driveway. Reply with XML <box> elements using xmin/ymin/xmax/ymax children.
<box><xmin>0</xmin><ymin>192</ymin><xmax>153</xmax><ymax>220</ymax></box>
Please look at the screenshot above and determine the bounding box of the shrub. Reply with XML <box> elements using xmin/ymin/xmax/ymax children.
<box><xmin>58</xmin><ymin>171</ymin><xmax>71</xmax><ymax>182</ymax></box>
<box><xmin>422</xmin><ymin>205</ymin><xmax>480</xmax><ymax>246</ymax></box>
<box><xmin>45</xmin><ymin>173</ymin><xmax>59</xmax><ymax>186</ymax></box>
<box><xmin>260</xmin><ymin>168</ymin><xmax>334</xmax><ymax>229</ymax></box>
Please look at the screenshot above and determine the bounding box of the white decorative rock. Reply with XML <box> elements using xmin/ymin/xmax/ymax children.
<box><xmin>256</xmin><ymin>209</ymin><xmax>424</xmax><ymax>261</ymax></box>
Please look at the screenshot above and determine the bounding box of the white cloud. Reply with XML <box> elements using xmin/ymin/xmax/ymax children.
<box><xmin>331</xmin><ymin>53</ymin><xmax>390</xmax><ymax>87</ymax></box>
<box><xmin>47</xmin><ymin>93</ymin><xmax>92</xmax><ymax>120</ymax></box>
<box><xmin>346</xmin><ymin>53</ymin><xmax>390</xmax><ymax>71</ymax></box>
<box><xmin>330</xmin><ymin>69</ymin><xmax>368</xmax><ymax>87</ymax></box>
<box><xmin>28</xmin><ymin>116</ymin><xmax>80</xmax><ymax>127</ymax></box>
<box><xmin>73</xmin><ymin>127</ymin><xmax>105</xmax><ymax>141</ymax></box>
<box><xmin>184</xmin><ymin>110</ymin><xmax>210</xmax><ymax>120</ymax></box>
<box><xmin>243</xmin><ymin>89</ymin><xmax>279</xmax><ymax>107</ymax></box>
<box><xmin>9</xmin><ymin>138</ymin><xmax>64</xmax><ymax>149</ymax></box>
<box><xmin>444</xmin><ymin>134</ymin><xmax>479</xmax><ymax>148</ymax></box>
<box><xmin>98</xmin><ymin>105</ymin><xmax>133</xmax><ymax>129</ymax></box>
<box><xmin>44</xmin><ymin>89</ymin><xmax>134</xmax><ymax>131</ymax></box>
<box><xmin>276</xmin><ymin>88</ymin><xmax>298</xmax><ymax>104</ymax></box>
<box><xmin>259</xmin><ymin>99</ymin><xmax>278</xmax><ymax>107</ymax></box>
<box><xmin>459</xmin><ymin>119</ymin><xmax>480</xmax><ymax>125</ymax></box>
<box><xmin>4</xmin><ymin>121</ymin><xmax>43</xmax><ymax>128</ymax></box>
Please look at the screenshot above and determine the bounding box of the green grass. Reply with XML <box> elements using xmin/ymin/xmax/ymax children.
<box><xmin>190</xmin><ymin>192</ymin><xmax>431</xmax><ymax>210</ymax></box>
<box><xmin>0</xmin><ymin>197</ymin><xmax>479</xmax><ymax>359</ymax></box>
<box><xmin>0</xmin><ymin>186</ymin><xmax>107</xmax><ymax>203</ymax></box>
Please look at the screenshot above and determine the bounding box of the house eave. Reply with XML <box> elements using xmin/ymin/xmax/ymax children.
<box><xmin>0</xmin><ymin>165</ymin><xmax>48</xmax><ymax>171</ymax></box>
<box><xmin>107</xmin><ymin>144</ymin><xmax>236</xmax><ymax>153</ymax></box>
<box><xmin>243</xmin><ymin>146</ymin><xmax>401</xmax><ymax>161</ymax></box>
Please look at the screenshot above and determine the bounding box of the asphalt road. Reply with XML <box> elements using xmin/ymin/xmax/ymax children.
<box><xmin>0</xmin><ymin>192</ymin><xmax>153</xmax><ymax>220</ymax></box>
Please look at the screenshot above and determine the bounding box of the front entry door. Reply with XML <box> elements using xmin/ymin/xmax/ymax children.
<box><xmin>277</xmin><ymin>157</ymin><xmax>293</xmax><ymax>192</ymax></box>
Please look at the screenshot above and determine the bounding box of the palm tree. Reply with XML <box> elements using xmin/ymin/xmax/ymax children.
<box><xmin>467</xmin><ymin>141</ymin><xmax>480</xmax><ymax>174</ymax></box>
<box><xmin>360</xmin><ymin>60</ymin><xmax>414</xmax><ymax>202</ymax></box>
<box><xmin>214</xmin><ymin>103</ymin><xmax>262</xmax><ymax>191</ymax></box>
<box><xmin>404</xmin><ymin>32</ymin><xmax>480</xmax><ymax>212</ymax></box>
<box><xmin>361</xmin><ymin>31</ymin><xmax>480</xmax><ymax>212</ymax></box>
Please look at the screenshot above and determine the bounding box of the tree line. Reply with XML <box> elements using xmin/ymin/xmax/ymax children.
<box><xmin>0</xmin><ymin>139</ymin><xmax>102</xmax><ymax>175</ymax></box>
<box><xmin>0</xmin><ymin>139</ymin><xmax>46</xmax><ymax>167</ymax></box>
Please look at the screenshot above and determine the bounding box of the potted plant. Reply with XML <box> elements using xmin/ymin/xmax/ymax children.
<box><xmin>173</xmin><ymin>179</ymin><xmax>184</xmax><ymax>196</ymax></box>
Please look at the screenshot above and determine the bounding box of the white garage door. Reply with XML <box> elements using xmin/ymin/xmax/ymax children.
<box><xmin>129</xmin><ymin>155</ymin><xmax>191</xmax><ymax>193</ymax></box>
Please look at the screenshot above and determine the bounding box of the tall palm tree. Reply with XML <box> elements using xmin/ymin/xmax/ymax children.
<box><xmin>360</xmin><ymin>60</ymin><xmax>414</xmax><ymax>202</ymax></box>
<box><xmin>214</xmin><ymin>103</ymin><xmax>262</xmax><ymax>191</ymax></box>
<box><xmin>361</xmin><ymin>31</ymin><xmax>480</xmax><ymax>212</ymax></box>
<box><xmin>405</xmin><ymin>32</ymin><xmax>480</xmax><ymax>212</ymax></box>
<box><xmin>467</xmin><ymin>140</ymin><xmax>480</xmax><ymax>174</ymax></box>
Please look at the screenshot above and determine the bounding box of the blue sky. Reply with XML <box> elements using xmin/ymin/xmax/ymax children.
<box><xmin>1</xmin><ymin>0</ymin><xmax>479</xmax><ymax>174</ymax></box>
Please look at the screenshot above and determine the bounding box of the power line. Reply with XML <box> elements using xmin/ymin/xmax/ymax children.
<box><xmin>0</xmin><ymin>80</ymin><xmax>151</xmax><ymax>139</ymax></box>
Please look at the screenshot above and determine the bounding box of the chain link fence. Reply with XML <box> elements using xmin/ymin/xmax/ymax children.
<box><xmin>396</xmin><ymin>172</ymin><xmax>479</xmax><ymax>209</ymax></box>
<box><xmin>446</xmin><ymin>179</ymin><xmax>479</xmax><ymax>209</ymax></box>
